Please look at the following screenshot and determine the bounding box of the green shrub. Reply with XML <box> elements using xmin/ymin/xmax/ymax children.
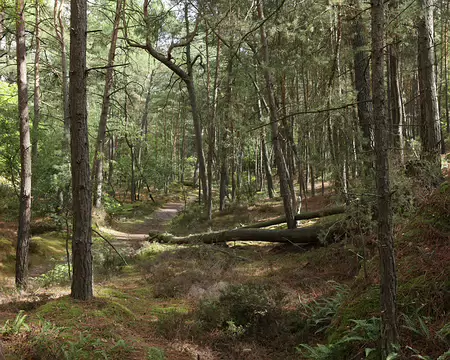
<box><xmin>196</xmin><ymin>283</ymin><xmax>285</xmax><ymax>337</ymax></box>
<box><xmin>35</xmin><ymin>263</ymin><xmax>71</xmax><ymax>288</ymax></box>
<box><xmin>147</xmin><ymin>346</ymin><xmax>166</xmax><ymax>360</ymax></box>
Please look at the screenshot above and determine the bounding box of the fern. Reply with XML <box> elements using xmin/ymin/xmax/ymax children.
<box><xmin>1</xmin><ymin>310</ymin><xmax>30</xmax><ymax>335</ymax></box>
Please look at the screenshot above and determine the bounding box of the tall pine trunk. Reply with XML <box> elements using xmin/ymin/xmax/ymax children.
<box><xmin>92</xmin><ymin>0</ymin><xmax>123</xmax><ymax>208</ymax></box>
<box><xmin>372</xmin><ymin>0</ymin><xmax>398</xmax><ymax>356</ymax></box>
<box><xmin>257</xmin><ymin>0</ymin><xmax>296</xmax><ymax>229</ymax></box>
<box><xmin>15</xmin><ymin>0</ymin><xmax>32</xmax><ymax>290</ymax></box>
<box><xmin>418</xmin><ymin>0</ymin><xmax>442</xmax><ymax>168</ymax></box>
<box><xmin>70</xmin><ymin>0</ymin><xmax>93</xmax><ymax>300</ymax></box>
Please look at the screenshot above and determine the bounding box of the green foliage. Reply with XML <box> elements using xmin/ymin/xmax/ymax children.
<box><xmin>298</xmin><ymin>283</ymin><xmax>348</xmax><ymax>335</ymax></box>
<box><xmin>196</xmin><ymin>283</ymin><xmax>285</xmax><ymax>337</ymax></box>
<box><xmin>297</xmin><ymin>317</ymin><xmax>381</xmax><ymax>360</ymax></box>
<box><xmin>147</xmin><ymin>346</ymin><xmax>166</xmax><ymax>360</ymax></box>
<box><xmin>0</xmin><ymin>310</ymin><xmax>30</xmax><ymax>335</ymax></box>
<box><xmin>29</xmin><ymin>319</ymin><xmax>66</xmax><ymax>358</ymax></box>
<box><xmin>62</xmin><ymin>333</ymin><xmax>133</xmax><ymax>360</ymax></box>
<box><xmin>93</xmin><ymin>237</ymin><xmax>129</xmax><ymax>277</ymax></box>
<box><xmin>169</xmin><ymin>203</ymin><xmax>207</xmax><ymax>234</ymax></box>
<box><xmin>35</xmin><ymin>263</ymin><xmax>71</xmax><ymax>288</ymax></box>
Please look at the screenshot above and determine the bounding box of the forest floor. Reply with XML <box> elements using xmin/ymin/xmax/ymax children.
<box><xmin>0</xmin><ymin>181</ymin><xmax>449</xmax><ymax>359</ymax></box>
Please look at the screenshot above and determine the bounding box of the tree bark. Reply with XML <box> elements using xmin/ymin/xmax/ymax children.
<box><xmin>388</xmin><ymin>0</ymin><xmax>405</xmax><ymax>164</ymax></box>
<box><xmin>256</xmin><ymin>0</ymin><xmax>296</xmax><ymax>229</ymax></box>
<box><xmin>54</xmin><ymin>0</ymin><xmax>70</xmax><ymax>145</ymax></box>
<box><xmin>418</xmin><ymin>0</ymin><xmax>442</xmax><ymax>167</ymax></box>
<box><xmin>150</xmin><ymin>226</ymin><xmax>335</xmax><ymax>245</ymax></box>
<box><xmin>32</xmin><ymin>0</ymin><xmax>41</xmax><ymax>166</ymax></box>
<box><xmin>351</xmin><ymin>0</ymin><xmax>373</xmax><ymax>148</ymax></box>
<box><xmin>92</xmin><ymin>0</ymin><xmax>123</xmax><ymax>208</ymax></box>
<box><xmin>220</xmin><ymin>54</ymin><xmax>233</xmax><ymax>211</ymax></box>
<box><xmin>70</xmin><ymin>0</ymin><xmax>93</xmax><ymax>300</ymax></box>
<box><xmin>241</xmin><ymin>206</ymin><xmax>345</xmax><ymax>229</ymax></box>
<box><xmin>15</xmin><ymin>0</ymin><xmax>32</xmax><ymax>290</ymax></box>
<box><xmin>372</xmin><ymin>0</ymin><xmax>398</xmax><ymax>356</ymax></box>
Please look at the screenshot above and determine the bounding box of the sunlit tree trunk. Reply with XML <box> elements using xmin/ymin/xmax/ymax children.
<box><xmin>54</xmin><ymin>0</ymin><xmax>70</xmax><ymax>145</ymax></box>
<box><xmin>15</xmin><ymin>0</ymin><xmax>32</xmax><ymax>290</ymax></box>
<box><xmin>92</xmin><ymin>0</ymin><xmax>123</xmax><ymax>208</ymax></box>
<box><xmin>70</xmin><ymin>0</ymin><xmax>93</xmax><ymax>300</ymax></box>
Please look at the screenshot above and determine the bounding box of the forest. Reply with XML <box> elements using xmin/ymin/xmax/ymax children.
<box><xmin>0</xmin><ymin>0</ymin><xmax>449</xmax><ymax>358</ymax></box>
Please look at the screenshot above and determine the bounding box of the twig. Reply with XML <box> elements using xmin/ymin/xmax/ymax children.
<box><xmin>92</xmin><ymin>228</ymin><xmax>128</xmax><ymax>265</ymax></box>
<box><xmin>281</xmin><ymin>237</ymin><xmax>309</xmax><ymax>250</ymax></box>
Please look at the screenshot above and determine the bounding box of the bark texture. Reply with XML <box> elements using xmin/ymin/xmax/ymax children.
<box><xmin>32</xmin><ymin>1</ymin><xmax>41</xmax><ymax>165</ymax></box>
<box><xmin>418</xmin><ymin>0</ymin><xmax>442</xmax><ymax>166</ymax></box>
<box><xmin>257</xmin><ymin>0</ymin><xmax>296</xmax><ymax>229</ymax></box>
<box><xmin>15</xmin><ymin>0</ymin><xmax>32</xmax><ymax>290</ymax></box>
<box><xmin>150</xmin><ymin>226</ymin><xmax>335</xmax><ymax>245</ymax></box>
<box><xmin>92</xmin><ymin>0</ymin><xmax>123</xmax><ymax>208</ymax></box>
<box><xmin>241</xmin><ymin>206</ymin><xmax>345</xmax><ymax>229</ymax></box>
<box><xmin>371</xmin><ymin>0</ymin><xmax>398</xmax><ymax>356</ymax></box>
<box><xmin>70</xmin><ymin>0</ymin><xmax>93</xmax><ymax>300</ymax></box>
<box><xmin>351</xmin><ymin>0</ymin><xmax>373</xmax><ymax>147</ymax></box>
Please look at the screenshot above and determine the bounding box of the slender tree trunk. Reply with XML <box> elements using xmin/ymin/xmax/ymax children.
<box><xmin>257</xmin><ymin>0</ymin><xmax>296</xmax><ymax>229</ymax></box>
<box><xmin>372</xmin><ymin>0</ymin><xmax>398</xmax><ymax>356</ymax></box>
<box><xmin>70</xmin><ymin>0</ymin><xmax>93</xmax><ymax>300</ymax></box>
<box><xmin>32</xmin><ymin>1</ymin><xmax>41</xmax><ymax>166</ymax></box>
<box><xmin>351</xmin><ymin>0</ymin><xmax>373</xmax><ymax>147</ymax></box>
<box><xmin>92</xmin><ymin>0</ymin><xmax>123</xmax><ymax>208</ymax></box>
<box><xmin>54</xmin><ymin>0</ymin><xmax>70</xmax><ymax>145</ymax></box>
<box><xmin>418</xmin><ymin>0</ymin><xmax>442</xmax><ymax>167</ymax></box>
<box><xmin>388</xmin><ymin>0</ymin><xmax>405</xmax><ymax>164</ymax></box>
<box><xmin>15</xmin><ymin>0</ymin><xmax>32</xmax><ymax>290</ymax></box>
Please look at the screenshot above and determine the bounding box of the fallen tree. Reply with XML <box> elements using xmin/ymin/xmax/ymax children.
<box><xmin>149</xmin><ymin>225</ymin><xmax>343</xmax><ymax>245</ymax></box>
<box><xmin>241</xmin><ymin>206</ymin><xmax>346</xmax><ymax>229</ymax></box>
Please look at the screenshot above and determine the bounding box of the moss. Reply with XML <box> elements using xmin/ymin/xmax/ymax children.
<box><xmin>92</xmin><ymin>300</ymin><xmax>136</xmax><ymax>321</ymax></box>
<box><xmin>36</xmin><ymin>298</ymin><xmax>84</xmax><ymax>324</ymax></box>
<box><xmin>98</xmin><ymin>288</ymin><xmax>130</xmax><ymax>300</ymax></box>
<box><xmin>30</xmin><ymin>233</ymin><xmax>66</xmax><ymax>257</ymax></box>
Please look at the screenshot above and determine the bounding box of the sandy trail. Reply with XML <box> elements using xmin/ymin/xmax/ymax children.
<box><xmin>98</xmin><ymin>202</ymin><xmax>185</xmax><ymax>242</ymax></box>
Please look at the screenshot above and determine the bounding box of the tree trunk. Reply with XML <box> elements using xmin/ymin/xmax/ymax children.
<box><xmin>241</xmin><ymin>206</ymin><xmax>345</xmax><ymax>229</ymax></box>
<box><xmin>54</xmin><ymin>0</ymin><xmax>70</xmax><ymax>145</ymax></box>
<box><xmin>150</xmin><ymin>226</ymin><xmax>337</xmax><ymax>245</ymax></box>
<box><xmin>220</xmin><ymin>55</ymin><xmax>233</xmax><ymax>211</ymax></box>
<box><xmin>351</xmin><ymin>0</ymin><xmax>373</xmax><ymax>148</ymax></box>
<box><xmin>92</xmin><ymin>0</ymin><xmax>123</xmax><ymax>208</ymax></box>
<box><xmin>15</xmin><ymin>0</ymin><xmax>32</xmax><ymax>290</ymax></box>
<box><xmin>256</xmin><ymin>0</ymin><xmax>296</xmax><ymax>229</ymax></box>
<box><xmin>32</xmin><ymin>1</ymin><xmax>41</xmax><ymax>166</ymax></box>
<box><xmin>388</xmin><ymin>0</ymin><xmax>405</xmax><ymax>164</ymax></box>
<box><xmin>418</xmin><ymin>0</ymin><xmax>442</xmax><ymax>168</ymax></box>
<box><xmin>372</xmin><ymin>0</ymin><xmax>398</xmax><ymax>356</ymax></box>
<box><xmin>70</xmin><ymin>0</ymin><xmax>93</xmax><ymax>301</ymax></box>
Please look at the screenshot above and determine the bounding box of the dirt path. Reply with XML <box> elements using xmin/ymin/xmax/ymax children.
<box><xmin>98</xmin><ymin>202</ymin><xmax>185</xmax><ymax>242</ymax></box>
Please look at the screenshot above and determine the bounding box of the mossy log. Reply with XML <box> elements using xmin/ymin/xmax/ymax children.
<box><xmin>149</xmin><ymin>225</ymin><xmax>339</xmax><ymax>245</ymax></box>
<box><xmin>241</xmin><ymin>206</ymin><xmax>345</xmax><ymax>229</ymax></box>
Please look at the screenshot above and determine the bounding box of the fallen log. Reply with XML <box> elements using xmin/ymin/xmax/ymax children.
<box><xmin>150</xmin><ymin>225</ymin><xmax>340</xmax><ymax>245</ymax></box>
<box><xmin>241</xmin><ymin>205</ymin><xmax>346</xmax><ymax>229</ymax></box>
